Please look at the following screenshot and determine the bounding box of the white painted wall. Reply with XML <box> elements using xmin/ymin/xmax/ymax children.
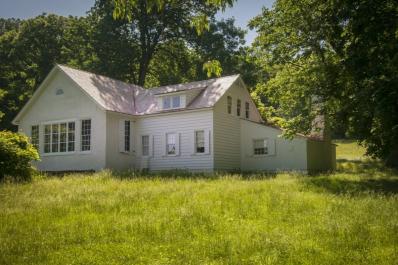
<box><xmin>105</xmin><ymin>112</ymin><xmax>135</xmax><ymax>170</ymax></box>
<box><xmin>240</xmin><ymin>120</ymin><xmax>308</xmax><ymax>171</ymax></box>
<box><xmin>213</xmin><ymin>81</ymin><xmax>262</xmax><ymax>170</ymax></box>
<box><xmin>17</xmin><ymin>70</ymin><xmax>107</xmax><ymax>171</ymax></box>
<box><xmin>134</xmin><ymin>109</ymin><xmax>214</xmax><ymax>171</ymax></box>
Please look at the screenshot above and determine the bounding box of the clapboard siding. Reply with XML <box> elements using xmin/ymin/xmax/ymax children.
<box><xmin>17</xmin><ymin>71</ymin><xmax>107</xmax><ymax>171</ymax></box>
<box><xmin>134</xmin><ymin>110</ymin><xmax>214</xmax><ymax>171</ymax></box>
<box><xmin>105</xmin><ymin>112</ymin><xmax>135</xmax><ymax>170</ymax></box>
<box><xmin>213</xmin><ymin>81</ymin><xmax>261</xmax><ymax>170</ymax></box>
<box><xmin>240</xmin><ymin>119</ymin><xmax>308</xmax><ymax>171</ymax></box>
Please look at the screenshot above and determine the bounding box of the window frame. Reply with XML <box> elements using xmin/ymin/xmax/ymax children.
<box><xmin>124</xmin><ymin>120</ymin><xmax>130</xmax><ymax>152</ymax></box>
<box><xmin>227</xmin><ymin>96</ymin><xmax>232</xmax><ymax>114</ymax></box>
<box><xmin>31</xmin><ymin>125</ymin><xmax>39</xmax><ymax>150</ymax></box>
<box><xmin>194</xmin><ymin>130</ymin><xmax>205</xmax><ymax>154</ymax></box>
<box><xmin>142</xmin><ymin>135</ymin><xmax>150</xmax><ymax>156</ymax></box>
<box><xmin>162</xmin><ymin>95</ymin><xmax>181</xmax><ymax>110</ymax></box>
<box><xmin>42</xmin><ymin>119</ymin><xmax>77</xmax><ymax>156</ymax></box>
<box><xmin>253</xmin><ymin>139</ymin><xmax>269</xmax><ymax>156</ymax></box>
<box><xmin>166</xmin><ymin>132</ymin><xmax>177</xmax><ymax>156</ymax></box>
<box><xmin>80</xmin><ymin>119</ymin><xmax>91</xmax><ymax>152</ymax></box>
<box><xmin>237</xmin><ymin>99</ymin><xmax>241</xmax><ymax>116</ymax></box>
<box><xmin>245</xmin><ymin>101</ymin><xmax>250</xmax><ymax>119</ymax></box>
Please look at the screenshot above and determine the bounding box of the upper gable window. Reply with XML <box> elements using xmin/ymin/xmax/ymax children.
<box><xmin>237</xmin><ymin>99</ymin><xmax>241</xmax><ymax>116</ymax></box>
<box><xmin>245</xmin><ymin>102</ymin><xmax>250</xmax><ymax>119</ymax></box>
<box><xmin>163</xmin><ymin>95</ymin><xmax>181</xmax><ymax>110</ymax></box>
<box><xmin>227</xmin><ymin>96</ymin><xmax>232</xmax><ymax>114</ymax></box>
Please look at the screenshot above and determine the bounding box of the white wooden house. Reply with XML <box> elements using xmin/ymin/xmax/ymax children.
<box><xmin>12</xmin><ymin>65</ymin><xmax>335</xmax><ymax>172</ymax></box>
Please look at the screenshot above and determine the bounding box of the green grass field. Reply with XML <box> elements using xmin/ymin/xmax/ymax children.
<box><xmin>1</xmin><ymin>141</ymin><xmax>397</xmax><ymax>264</ymax></box>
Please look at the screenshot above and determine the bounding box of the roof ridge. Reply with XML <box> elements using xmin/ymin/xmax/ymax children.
<box><xmin>56</xmin><ymin>64</ymin><xmax>144</xmax><ymax>90</ymax></box>
<box><xmin>149</xmin><ymin>74</ymin><xmax>240</xmax><ymax>90</ymax></box>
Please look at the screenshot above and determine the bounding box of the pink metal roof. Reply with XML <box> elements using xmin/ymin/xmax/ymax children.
<box><xmin>59</xmin><ymin>65</ymin><xmax>240</xmax><ymax>115</ymax></box>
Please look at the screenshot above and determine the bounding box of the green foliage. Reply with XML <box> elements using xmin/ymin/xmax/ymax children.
<box><xmin>0</xmin><ymin>131</ymin><xmax>39</xmax><ymax>181</ymax></box>
<box><xmin>0</xmin><ymin>142</ymin><xmax>397</xmax><ymax>264</ymax></box>
<box><xmin>203</xmin><ymin>60</ymin><xmax>222</xmax><ymax>77</ymax></box>
<box><xmin>0</xmin><ymin>14</ymin><xmax>96</xmax><ymax>131</ymax></box>
<box><xmin>250</xmin><ymin>0</ymin><xmax>398</xmax><ymax>165</ymax></box>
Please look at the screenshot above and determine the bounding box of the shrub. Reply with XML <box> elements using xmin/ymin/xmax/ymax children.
<box><xmin>0</xmin><ymin>131</ymin><xmax>39</xmax><ymax>181</ymax></box>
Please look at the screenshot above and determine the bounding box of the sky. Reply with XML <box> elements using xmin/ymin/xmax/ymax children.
<box><xmin>0</xmin><ymin>0</ymin><xmax>275</xmax><ymax>45</ymax></box>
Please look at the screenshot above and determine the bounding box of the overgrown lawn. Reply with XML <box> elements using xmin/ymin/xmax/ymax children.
<box><xmin>0</xmin><ymin>141</ymin><xmax>397</xmax><ymax>264</ymax></box>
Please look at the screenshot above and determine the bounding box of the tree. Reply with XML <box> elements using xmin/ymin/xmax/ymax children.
<box><xmin>111</xmin><ymin>0</ymin><xmax>235</xmax><ymax>86</ymax></box>
<box><xmin>250</xmin><ymin>0</ymin><xmax>398</xmax><ymax>166</ymax></box>
<box><xmin>0</xmin><ymin>14</ymin><xmax>95</xmax><ymax>130</ymax></box>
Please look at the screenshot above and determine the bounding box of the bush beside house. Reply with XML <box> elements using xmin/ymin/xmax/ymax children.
<box><xmin>0</xmin><ymin>131</ymin><xmax>39</xmax><ymax>181</ymax></box>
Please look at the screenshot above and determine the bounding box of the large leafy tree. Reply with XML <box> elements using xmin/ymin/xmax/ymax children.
<box><xmin>250</xmin><ymin>0</ymin><xmax>398</xmax><ymax>166</ymax></box>
<box><xmin>0</xmin><ymin>14</ymin><xmax>95</xmax><ymax>130</ymax></box>
<box><xmin>110</xmin><ymin>0</ymin><xmax>235</xmax><ymax>86</ymax></box>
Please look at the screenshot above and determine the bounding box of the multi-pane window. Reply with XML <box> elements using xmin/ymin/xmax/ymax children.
<box><xmin>59</xmin><ymin>123</ymin><xmax>67</xmax><ymax>152</ymax></box>
<box><xmin>43</xmin><ymin>122</ymin><xmax>75</xmax><ymax>153</ymax></box>
<box><xmin>245</xmin><ymin>102</ymin><xmax>250</xmax><ymax>119</ymax></box>
<box><xmin>31</xmin><ymin>125</ymin><xmax>39</xmax><ymax>150</ymax></box>
<box><xmin>68</xmin><ymin>122</ymin><xmax>75</xmax><ymax>152</ymax></box>
<box><xmin>51</xmin><ymin>124</ymin><xmax>59</xmax><ymax>152</ymax></box>
<box><xmin>172</xmin><ymin>96</ymin><xmax>180</xmax><ymax>108</ymax></box>
<box><xmin>237</xmin><ymin>99</ymin><xmax>241</xmax><ymax>116</ymax></box>
<box><xmin>44</xmin><ymin>125</ymin><xmax>51</xmax><ymax>153</ymax></box>
<box><xmin>163</xmin><ymin>96</ymin><xmax>171</xmax><ymax>109</ymax></box>
<box><xmin>166</xmin><ymin>133</ymin><xmax>177</xmax><ymax>155</ymax></box>
<box><xmin>163</xmin><ymin>95</ymin><xmax>181</xmax><ymax>110</ymax></box>
<box><xmin>124</xmin><ymin>120</ymin><xmax>130</xmax><ymax>152</ymax></box>
<box><xmin>254</xmin><ymin>139</ymin><xmax>268</xmax><ymax>155</ymax></box>
<box><xmin>227</xmin><ymin>96</ymin><xmax>232</xmax><ymax>114</ymax></box>
<box><xmin>195</xmin><ymin>130</ymin><xmax>205</xmax><ymax>153</ymax></box>
<box><xmin>81</xmin><ymin>119</ymin><xmax>91</xmax><ymax>151</ymax></box>
<box><xmin>142</xmin><ymin>135</ymin><xmax>149</xmax><ymax>156</ymax></box>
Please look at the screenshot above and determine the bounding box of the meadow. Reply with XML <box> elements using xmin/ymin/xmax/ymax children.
<box><xmin>0</xmin><ymin>141</ymin><xmax>397</xmax><ymax>264</ymax></box>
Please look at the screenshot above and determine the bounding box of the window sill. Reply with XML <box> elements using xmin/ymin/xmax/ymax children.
<box><xmin>191</xmin><ymin>153</ymin><xmax>209</xmax><ymax>156</ymax></box>
<box><xmin>162</xmin><ymin>154</ymin><xmax>179</xmax><ymax>157</ymax></box>
<box><xmin>41</xmin><ymin>151</ymin><xmax>92</xmax><ymax>157</ymax></box>
<box><xmin>247</xmin><ymin>154</ymin><xmax>272</xmax><ymax>158</ymax></box>
<box><xmin>119</xmin><ymin>151</ymin><xmax>134</xmax><ymax>156</ymax></box>
<box><xmin>41</xmin><ymin>152</ymin><xmax>76</xmax><ymax>157</ymax></box>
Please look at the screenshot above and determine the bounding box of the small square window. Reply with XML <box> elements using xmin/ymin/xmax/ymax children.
<box><xmin>253</xmin><ymin>139</ymin><xmax>268</xmax><ymax>155</ymax></box>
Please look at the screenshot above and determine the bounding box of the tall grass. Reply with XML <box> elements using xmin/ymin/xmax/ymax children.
<box><xmin>0</xmin><ymin>142</ymin><xmax>397</xmax><ymax>264</ymax></box>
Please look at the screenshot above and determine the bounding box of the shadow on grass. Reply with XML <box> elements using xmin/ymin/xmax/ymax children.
<box><xmin>42</xmin><ymin>169</ymin><xmax>278</xmax><ymax>181</ymax></box>
<box><xmin>107</xmin><ymin>169</ymin><xmax>278</xmax><ymax>181</ymax></box>
<box><xmin>303</xmin><ymin>159</ymin><xmax>398</xmax><ymax>196</ymax></box>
